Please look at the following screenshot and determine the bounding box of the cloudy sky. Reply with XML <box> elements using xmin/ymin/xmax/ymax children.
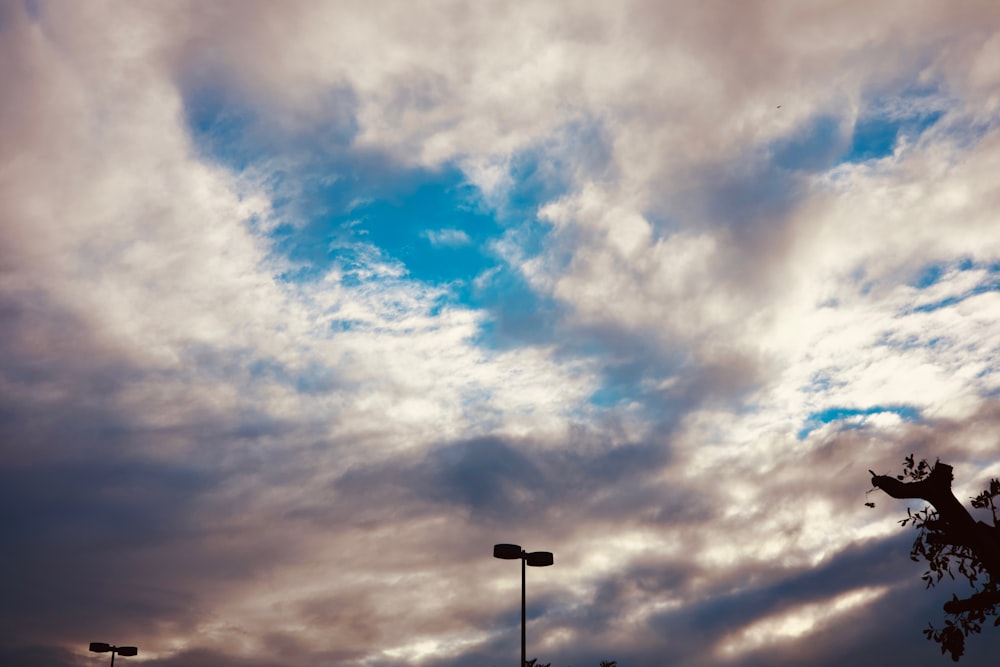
<box><xmin>3</xmin><ymin>1</ymin><xmax>1000</xmax><ymax>665</ymax></box>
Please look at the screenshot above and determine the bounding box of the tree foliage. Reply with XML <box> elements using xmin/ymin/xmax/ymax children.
<box><xmin>870</xmin><ymin>455</ymin><xmax>1000</xmax><ymax>661</ymax></box>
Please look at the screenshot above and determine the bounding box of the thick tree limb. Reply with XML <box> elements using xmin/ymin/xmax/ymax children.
<box><xmin>871</xmin><ymin>463</ymin><xmax>1000</xmax><ymax>582</ymax></box>
<box><xmin>943</xmin><ymin>589</ymin><xmax>1000</xmax><ymax>615</ymax></box>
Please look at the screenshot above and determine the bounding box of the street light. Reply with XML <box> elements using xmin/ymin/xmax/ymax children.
<box><xmin>89</xmin><ymin>642</ymin><xmax>138</xmax><ymax>666</ymax></box>
<box><xmin>493</xmin><ymin>543</ymin><xmax>554</xmax><ymax>667</ymax></box>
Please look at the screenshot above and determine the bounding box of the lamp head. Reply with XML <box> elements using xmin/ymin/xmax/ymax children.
<box><xmin>493</xmin><ymin>543</ymin><xmax>523</xmax><ymax>559</ymax></box>
<box><xmin>525</xmin><ymin>551</ymin><xmax>554</xmax><ymax>567</ymax></box>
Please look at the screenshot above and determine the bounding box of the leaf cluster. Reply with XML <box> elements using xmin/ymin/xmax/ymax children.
<box><xmin>899</xmin><ymin>505</ymin><xmax>986</xmax><ymax>590</ymax></box>
<box><xmin>922</xmin><ymin>590</ymin><xmax>1000</xmax><ymax>662</ymax></box>
<box><xmin>970</xmin><ymin>478</ymin><xmax>1000</xmax><ymax>527</ymax></box>
<box><xmin>900</xmin><ymin>453</ymin><xmax>932</xmax><ymax>481</ymax></box>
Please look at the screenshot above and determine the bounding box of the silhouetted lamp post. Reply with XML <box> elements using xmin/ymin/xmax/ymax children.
<box><xmin>89</xmin><ymin>642</ymin><xmax>138</xmax><ymax>666</ymax></box>
<box><xmin>493</xmin><ymin>543</ymin><xmax>554</xmax><ymax>667</ymax></box>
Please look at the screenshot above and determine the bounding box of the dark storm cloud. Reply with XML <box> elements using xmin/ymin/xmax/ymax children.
<box><xmin>0</xmin><ymin>645</ymin><xmax>82</xmax><ymax>667</ymax></box>
<box><xmin>143</xmin><ymin>648</ymin><xmax>290</xmax><ymax>667</ymax></box>
<box><xmin>0</xmin><ymin>459</ymin><xmax>207</xmax><ymax>645</ymax></box>
<box><xmin>0</xmin><ymin>295</ymin><xmax>348</xmax><ymax>658</ymax></box>
<box><xmin>427</xmin><ymin>437</ymin><xmax>547</xmax><ymax>515</ymax></box>
<box><xmin>0</xmin><ymin>414</ymin><xmax>333</xmax><ymax>653</ymax></box>
<box><xmin>332</xmin><ymin>433</ymin><xmax>702</xmax><ymax>533</ymax></box>
<box><xmin>656</xmin><ymin>535</ymin><xmax>912</xmax><ymax>637</ymax></box>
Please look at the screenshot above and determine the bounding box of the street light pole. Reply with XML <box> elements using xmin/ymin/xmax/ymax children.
<box><xmin>89</xmin><ymin>643</ymin><xmax>138</xmax><ymax>666</ymax></box>
<box><xmin>494</xmin><ymin>543</ymin><xmax>554</xmax><ymax>667</ymax></box>
<box><xmin>521</xmin><ymin>553</ymin><xmax>526</xmax><ymax>667</ymax></box>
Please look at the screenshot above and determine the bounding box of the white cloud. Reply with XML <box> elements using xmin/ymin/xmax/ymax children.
<box><xmin>422</xmin><ymin>228</ymin><xmax>472</xmax><ymax>247</ymax></box>
<box><xmin>717</xmin><ymin>586</ymin><xmax>889</xmax><ymax>659</ymax></box>
<box><xmin>4</xmin><ymin>2</ymin><xmax>1000</xmax><ymax>666</ymax></box>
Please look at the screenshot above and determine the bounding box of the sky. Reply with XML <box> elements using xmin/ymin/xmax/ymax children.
<box><xmin>2</xmin><ymin>1</ymin><xmax>1000</xmax><ymax>665</ymax></box>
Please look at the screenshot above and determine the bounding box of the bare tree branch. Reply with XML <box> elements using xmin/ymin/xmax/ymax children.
<box><xmin>943</xmin><ymin>590</ymin><xmax>1000</xmax><ymax>615</ymax></box>
<box><xmin>871</xmin><ymin>463</ymin><xmax>1000</xmax><ymax>582</ymax></box>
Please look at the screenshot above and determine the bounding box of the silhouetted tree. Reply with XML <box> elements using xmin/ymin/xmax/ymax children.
<box><xmin>870</xmin><ymin>455</ymin><xmax>1000</xmax><ymax>661</ymax></box>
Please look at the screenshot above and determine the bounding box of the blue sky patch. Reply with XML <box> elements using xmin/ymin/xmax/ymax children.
<box><xmin>772</xmin><ymin>115</ymin><xmax>846</xmax><ymax>172</ymax></box>
<box><xmin>771</xmin><ymin>92</ymin><xmax>947</xmax><ymax>172</ymax></box>
<box><xmin>182</xmin><ymin>85</ymin><xmax>567</xmax><ymax>317</ymax></box>
<box><xmin>877</xmin><ymin>331</ymin><xmax>946</xmax><ymax>352</ymax></box>
<box><xmin>844</xmin><ymin>116</ymin><xmax>897</xmax><ymax>162</ymax></box>
<box><xmin>841</xmin><ymin>90</ymin><xmax>944</xmax><ymax>164</ymax></box>
<box><xmin>908</xmin><ymin>257</ymin><xmax>977</xmax><ymax>290</ymax></box>
<box><xmin>908</xmin><ymin>261</ymin><xmax>1000</xmax><ymax>313</ymax></box>
<box><xmin>588</xmin><ymin>386</ymin><xmax>625</xmax><ymax>408</ymax></box>
<box><xmin>910</xmin><ymin>262</ymin><xmax>947</xmax><ymax>289</ymax></box>
<box><xmin>912</xmin><ymin>279</ymin><xmax>1000</xmax><ymax>313</ymax></box>
<box><xmin>797</xmin><ymin>404</ymin><xmax>921</xmax><ymax>439</ymax></box>
<box><xmin>842</xmin><ymin>109</ymin><xmax>942</xmax><ymax>163</ymax></box>
<box><xmin>330</xmin><ymin>169</ymin><xmax>503</xmax><ymax>290</ymax></box>
<box><xmin>183</xmin><ymin>78</ymin><xmax>359</xmax><ymax>169</ymax></box>
<box><xmin>185</xmin><ymin>89</ymin><xmax>261</xmax><ymax>173</ymax></box>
